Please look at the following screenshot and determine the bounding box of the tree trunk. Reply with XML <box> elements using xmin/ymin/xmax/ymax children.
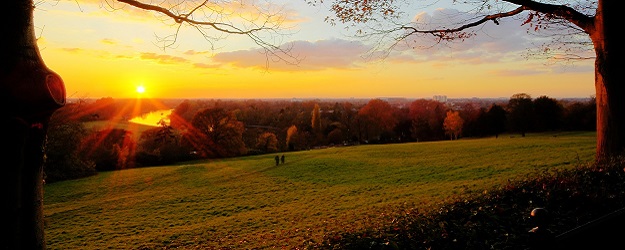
<box><xmin>592</xmin><ymin>1</ymin><xmax>625</xmax><ymax>162</ymax></box>
<box><xmin>1</xmin><ymin>0</ymin><xmax>66</xmax><ymax>249</ymax></box>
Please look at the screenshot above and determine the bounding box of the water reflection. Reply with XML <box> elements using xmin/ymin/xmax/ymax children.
<box><xmin>128</xmin><ymin>109</ymin><xmax>173</xmax><ymax>127</ymax></box>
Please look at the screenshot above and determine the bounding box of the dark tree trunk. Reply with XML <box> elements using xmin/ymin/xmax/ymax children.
<box><xmin>592</xmin><ymin>1</ymin><xmax>625</xmax><ymax>162</ymax></box>
<box><xmin>1</xmin><ymin>0</ymin><xmax>66</xmax><ymax>249</ymax></box>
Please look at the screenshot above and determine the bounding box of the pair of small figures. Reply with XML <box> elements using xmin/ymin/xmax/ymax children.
<box><xmin>274</xmin><ymin>155</ymin><xmax>285</xmax><ymax>166</ymax></box>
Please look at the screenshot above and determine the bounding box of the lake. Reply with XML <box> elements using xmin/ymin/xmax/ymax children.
<box><xmin>128</xmin><ymin>109</ymin><xmax>173</xmax><ymax>127</ymax></box>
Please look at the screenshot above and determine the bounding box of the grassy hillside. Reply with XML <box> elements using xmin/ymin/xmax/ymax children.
<box><xmin>43</xmin><ymin>132</ymin><xmax>595</xmax><ymax>249</ymax></box>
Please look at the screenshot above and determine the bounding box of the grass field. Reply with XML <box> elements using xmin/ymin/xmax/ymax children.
<box><xmin>43</xmin><ymin>132</ymin><xmax>596</xmax><ymax>249</ymax></box>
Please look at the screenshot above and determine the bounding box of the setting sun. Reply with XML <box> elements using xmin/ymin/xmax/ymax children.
<box><xmin>136</xmin><ymin>85</ymin><xmax>146</xmax><ymax>94</ymax></box>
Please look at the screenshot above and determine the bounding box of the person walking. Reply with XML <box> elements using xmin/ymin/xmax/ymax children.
<box><xmin>274</xmin><ymin>155</ymin><xmax>280</xmax><ymax>166</ymax></box>
<box><xmin>281</xmin><ymin>154</ymin><xmax>285</xmax><ymax>164</ymax></box>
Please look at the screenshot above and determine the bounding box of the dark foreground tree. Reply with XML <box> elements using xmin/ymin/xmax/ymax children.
<box><xmin>1</xmin><ymin>0</ymin><xmax>293</xmax><ymax>248</ymax></box>
<box><xmin>318</xmin><ymin>0</ymin><xmax>621</xmax><ymax>162</ymax></box>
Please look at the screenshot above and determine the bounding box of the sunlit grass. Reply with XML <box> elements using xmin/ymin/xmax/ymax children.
<box><xmin>43</xmin><ymin>131</ymin><xmax>596</xmax><ymax>249</ymax></box>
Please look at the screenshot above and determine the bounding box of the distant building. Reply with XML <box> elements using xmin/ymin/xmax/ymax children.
<box><xmin>433</xmin><ymin>95</ymin><xmax>448</xmax><ymax>103</ymax></box>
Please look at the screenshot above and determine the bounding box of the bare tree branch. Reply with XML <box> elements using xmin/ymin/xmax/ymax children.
<box><xmin>400</xmin><ymin>6</ymin><xmax>529</xmax><ymax>40</ymax></box>
<box><xmin>316</xmin><ymin>0</ymin><xmax>596</xmax><ymax>62</ymax></box>
<box><xmin>114</xmin><ymin>0</ymin><xmax>301</xmax><ymax>65</ymax></box>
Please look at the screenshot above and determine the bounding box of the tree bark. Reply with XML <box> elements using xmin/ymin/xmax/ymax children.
<box><xmin>1</xmin><ymin>0</ymin><xmax>66</xmax><ymax>249</ymax></box>
<box><xmin>592</xmin><ymin>1</ymin><xmax>625</xmax><ymax>162</ymax></box>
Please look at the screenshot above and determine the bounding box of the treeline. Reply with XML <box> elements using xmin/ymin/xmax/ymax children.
<box><xmin>43</xmin><ymin>94</ymin><xmax>595</xmax><ymax>183</ymax></box>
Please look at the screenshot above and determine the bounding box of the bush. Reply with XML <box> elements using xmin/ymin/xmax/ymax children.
<box><xmin>45</xmin><ymin>121</ymin><xmax>97</xmax><ymax>183</ymax></box>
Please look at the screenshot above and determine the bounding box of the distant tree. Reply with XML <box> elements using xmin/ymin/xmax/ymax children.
<box><xmin>327</xmin><ymin>128</ymin><xmax>345</xmax><ymax>145</ymax></box>
<box><xmin>136</xmin><ymin>120</ymin><xmax>189</xmax><ymax>166</ymax></box>
<box><xmin>393</xmin><ymin>107</ymin><xmax>413</xmax><ymax>142</ymax></box>
<box><xmin>358</xmin><ymin>99</ymin><xmax>398</xmax><ymax>143</ymax></box>
<box><xmin>188</xmin><ymin>107</ymin><xmax>247</xmax><ymax>158</ymax></box>
<box><xmin>486</xmin><ymin>104</ymin><xmax>508</xmax><ymax>138</ymax></box>
<box><xmin>409</xmin><ymin>99</ymin><xmax>447</xmax><ymax>141</ymax></box>
<box><xmin>87</xmin><ymin>97</ymin><xmax>117</xmax><ymax>120</ymax></box>
<box><xmin>533</xmin><ymin>96</ymin><xmax>564</xmax><ymax>131</ymax></box>
<box><xmin>256</xmin><ymin>132</ymin><xmax>279</xmax><ymax>153</ymax></box>
<box><xmin>457</xmin><ymin>102</ymin><xmax>482</xmax><ymax>137</ymax></box>
<box><xmin>318</xmin><ymin>0</ymin><xmax>624</xmax><ymax>161</ymax></box>
<box><xmin>169</xmin><ymin>100</ymin><xmax>192</xmax><ymax>129</ymax></box>
<box><xmin>170</xmin><ymin>99</ymin><xmax>214</xmax><ymax>130</ymax></box>
<box><xmin>325</xmin><ymin>120</ymin><xmax>347</xmax><ymax>145</ymax></box>
<box><xmin>444</xmin><ymin>110</ymin><xmax>464</xmax><ymax>140</ymax></box>
<box><xmin>507</xmin><ymin>93</ymin><xmax>534</xmax><ymax>137</ymax></box>
<box><xmin>311</xmin><ymin>103</ymin><xmax>321</xmax><ymax>133</ymax></box>
<box><xmin>78</xmin><ymin>129</ymin><xmax>136</xmax><ymax>171</ymax></box>
<box><xmin>286</xmin><ymin>125</ymin><xmax>298</xmax><ymax>151</ymax></box>
<box><xmin>562</xmin><ymin>97</ymin><xmax>596</xmax><ymax>131</ymax></box>
<box><xmin>339</xmin><ymin>102</ymin><xmax>359</xmax><ymax>143</ymax></box>
<box><xmin>470</xmin><ymin>107</ymin><xmax>489</xmax><ymax>137</ymax></box>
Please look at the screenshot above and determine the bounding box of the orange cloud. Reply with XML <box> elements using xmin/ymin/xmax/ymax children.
<box><xmin>140</xmin><ymin>52</ymin><xmax>189</xmax><ymax>64</ymax></box>
<box><xmin>61</xmin><ymin>48</ymin><xmax>84</xmax><ymax>53</ymax></box>
<box><xmin>100</xmin><ymin>38</ymin><xmax>117</xmax><ymax>45</ymax></box>
<box><xmin>184</xmin><ymin>50</ymin><xmax>211</xmax><ymax>56</ymax></box>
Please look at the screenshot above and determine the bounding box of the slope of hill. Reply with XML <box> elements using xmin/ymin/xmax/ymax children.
<box><xmin>43</xmin><ymin>132</ymin><xmax>595</xmax><ymax>249</ymax></box>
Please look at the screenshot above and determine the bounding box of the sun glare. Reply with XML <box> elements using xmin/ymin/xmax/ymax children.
<box><xmin>136</xmin><ymin>85</ymin><xmax>146</xmax><ymax>94</ymax></box>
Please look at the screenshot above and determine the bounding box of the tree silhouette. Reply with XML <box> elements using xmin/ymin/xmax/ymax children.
<box><xmin>533</xmin><ymin>95</ymin><xmax>564</xmax><ymax>131</ymax></box>
<box><xmin>189</xmin><ymin>107</ymin><xmax>247</xmax><ymax>157</ymax></box>
<box><xmin>508</xmin><ymin>93</ymin><xmax>534</xmax><ymax>137</ymax></box>
<box><xmin>486</xmin><ymin>103</ymin><xmax>508</xmax><ymax>138</ymax></box>
<box><xmin>318</xmin><ymin>0</ymin><xmax>621</xmax><ymax>162</ymax></box>
<box><xmin>1</xmin><ymin>0</ymin><xmax>293</xmax><ymax>248</ymax></box>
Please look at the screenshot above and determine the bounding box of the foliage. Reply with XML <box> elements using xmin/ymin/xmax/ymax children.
<box><xmin>255</xmin><ymin>132</ymin><xmax>279</xmax><ymax>153</ymax></box>
<box><xmin>409</xmin><ymin>99</ymin><xmax>446</xmax><ymax>141</ymax></box>
<box><xmin>486</xmin><ymin>104</ymin><xmax>508</xmax><ymax>138</ymax></box>
<box><xmin>286</xmin><ymin>125</ymin><xmax>298</xmax><ymax>150</ymax></box>
<box><xmin>312</xmin><ymin>103</ymin><xmax>322</xmax><ymax>133</ymax></box>
<box><xmin>72</xmin><ymin>97</ymin><xmax>595</xmax><ymax>173</ymax></box>
<box><xmin>507</xmin><ymin>93</ymin><xmax>535</xmax><ymax>137</ymax></box>
<box><xmin>136</xmin><ymin>123</ymin><xmax>191</xmax><ymax>166</ymax></box>
<box><xmin>358</xmin><ymin>99</ymin><xmax>398</xmax><ymax>143</ymax></box>
<box><xmin>533</xmin><ymin>96</ymin><xmax>564</xmax><ymax>131</ymax></box>
<box><xmin>562</xmin><ymin>97</ymin><xmax>596</xmax><ymax>131</ymax></box>
<box><xmin>78</xmin><ymin>128</ymin><xmax>136</xmax><ymax>171</ymax></box>
<box><xmin>45</xmin><ymin>108</ymin><xmax>97</xmax><ymax>183</ymax></box>
<box><xmin>443</xmin><ymin>110</ymin><xmax>464</xmax><ymax>140</ymax></box>
<box><xmin>188</xmin><ymin>107</ymin><xmax>247</xmax><ymax>158</ymax></box>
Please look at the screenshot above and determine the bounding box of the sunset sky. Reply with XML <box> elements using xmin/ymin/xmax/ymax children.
<box><xmin>34</xmin><ymin>0</ymin><xmax>595</xmax><ymax>100</ymax></box>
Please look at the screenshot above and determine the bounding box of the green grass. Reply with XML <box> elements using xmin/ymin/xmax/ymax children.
<box><xmin>43</xmin><ymin>132</ymin><xmax>596</xmax><ymax>249</ymax></box>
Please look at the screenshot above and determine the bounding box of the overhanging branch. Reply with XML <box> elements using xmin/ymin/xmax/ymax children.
<box><xmin>114</xmin><ymin>0</ymin><xmax>300</xmax><ymax>66</ymax></box>
<box><xmin>116</xmin><ymin>0</ymin><xmax>266</xmax><ymax>34</ymax></box>
<box><xmin>400</xmin><ymin>6</ymin><xmax>529</xmax><ymax>40</ymax></box>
